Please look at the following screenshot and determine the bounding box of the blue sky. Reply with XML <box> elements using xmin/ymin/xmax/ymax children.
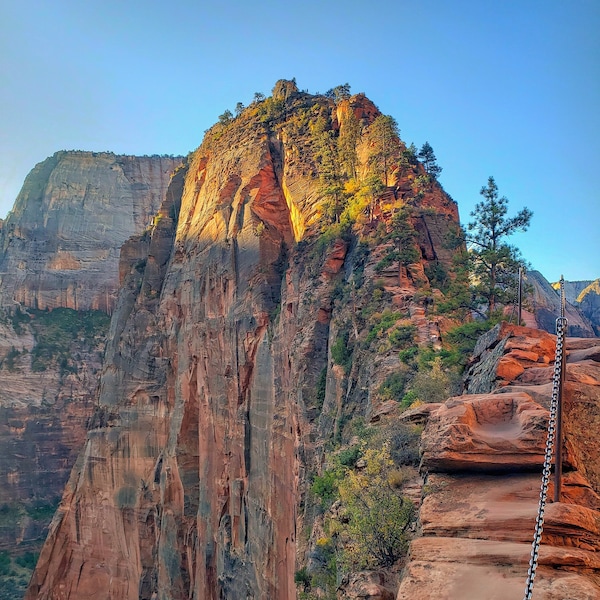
<box><xmin>0</xmin><ymin>0</ymin><xmax>598</xmax><ymax>282</ymax></box>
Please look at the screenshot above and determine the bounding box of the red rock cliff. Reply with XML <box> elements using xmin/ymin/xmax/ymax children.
<box><xmin>26</xmin><ymin>85</ymin><xmax>463</xmax><ymax>599</ymax></box>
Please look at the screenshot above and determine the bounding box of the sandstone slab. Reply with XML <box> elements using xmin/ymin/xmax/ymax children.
<box><xmin>421</xmin><ymin>393</ymin><xmax>550</xmax><ymax>472</ymax></box>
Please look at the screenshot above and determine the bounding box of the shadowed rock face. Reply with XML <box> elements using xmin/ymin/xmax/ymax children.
<box><xmin>0</xmin><ymin>151</ymin><xmax>183</xmax><ymax>313</ymax></box>
<box><xmin>398</xmin><ymin>324</ymin><xmax>600</xmax><ymax>599</ymax></box>
<box><xmin>25</xmin><ymin>89</ymin><xmax>463</xmax><ymax>600</ymax></box>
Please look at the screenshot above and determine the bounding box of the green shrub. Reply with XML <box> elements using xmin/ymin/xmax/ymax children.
<box><xmin>315</xmin><ymin>367</ymin><xmax>327</xmax><ymax>410</ymax></box>
<box><xmin>365</xmin><ymin>310</ymin><xmax>402</xmax><ymax>345</ymax></box>
<box><xmin>294</xmin><ymin>566</ymin><xmax>311</xmax><ymax>589</ymax></box>
<box><xmin>2</xmin><ymin>347</ymin><xmax>20</xmax><ymax>371</ymax></box>
<box><xmin>338</xmin><ymin>447</ymin><xmax>414</xmax><ymax>569</ymax></box>
<box><xmin>378</xmin><ymin>372</ymin><xmax>408</xmax><ymax>402</ymax></box>
<box><xmin>311</xmin><ymin>470</ymin><xmax>341</xmax><ymax>507</ymax></box>
<box><xmin>408</xmin><ymin>357</ymin><xmax>456</xmax><ymax>404</ymax></box>
<box><xmin>331</xmin><ymin>329</ymin><xmax>353</xmax><ymax>374</ymax></box>
<box><xmin>10</xmin><ymin>308</ymin><xmax>30</xmax><ymax>335</ymax></box>
<box><xmin>424</xmin><ymin>261</ymin><xmax>449</xmax><ymax>291</ymax></box>
<box><xmin>389</xmin><ymin>424</ymin><xmax>421</xmax><ymax>466</ymax></box>
<box><xmin>400</xmin><ymin>390</ymin><xmax>418</xmax><ymax>410</ymax></box>
<box><xmin>388</xmin><ymin>325</ymin><xmax>416</xmax><ymax>350</ymax></box>
<box><xmin>445</xmin><ymin>316</ymin><xmax>501</xmax><ymax>365</ymax></box>
<box><xmin>0</xmin><ymin>552</ymin><xmax>10</xmax><ymax>576</ymax></box>
<box><xmin>15</xmin><ymin>552</ymin><xmax>38</xmax><ymax>570</ymax></box>
<box><xmin>337</xmin><ymin>446</ymin><xmax>361</xmax><ymax>467</ymax></box>
<box><xmin>398</xmin><ymin>347</ymin><xmax>418</xmax><ymax>364</ymax></box>
<box><xmin>29</xmin><ymin>308</ymin><xmax>110</xmax><ymax>372</ymax></box>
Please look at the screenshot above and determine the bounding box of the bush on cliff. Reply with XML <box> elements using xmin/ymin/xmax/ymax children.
<box><xmin>336</xmin><ymin>445</ymin><xmax>414</xmax><ymax>569</ymax></box>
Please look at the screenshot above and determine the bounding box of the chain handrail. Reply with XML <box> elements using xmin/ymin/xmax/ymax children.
<box><xmin>522</xmin><ymin>279</ymin><xmax>567</xmax><ymax>599</ymax></box>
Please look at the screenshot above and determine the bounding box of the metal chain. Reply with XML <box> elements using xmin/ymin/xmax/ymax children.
<box><xmin>522</xmin><ymin>313</ymin><xmax>567</xmax><ymax>600</ymax></box>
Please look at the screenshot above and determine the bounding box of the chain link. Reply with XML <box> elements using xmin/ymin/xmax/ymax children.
<box><xmin>522</xmin><ymin>315</ymin><xmax>567</xmax><ymax>600</ymax></box>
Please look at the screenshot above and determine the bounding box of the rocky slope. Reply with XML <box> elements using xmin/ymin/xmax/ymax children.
<box><xmin>0</xmin><ymin>151</ymin><xmax>182</xmax><ymax>313</ymax></box>
<box><xmin>396</xmin><ymin>323</ymin><xmax>600</xmax><ymax>599</ymax></box>
<box><xmin>26</xmin><ymin>82</ymin><xmax>464</xmax><ymax>600</ymax></box>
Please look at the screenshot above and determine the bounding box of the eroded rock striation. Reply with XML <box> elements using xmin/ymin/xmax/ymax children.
<box><xmin>0</xmin><ymin>151</ymin><xmax>181</xmax><ymax>594</ymax></box>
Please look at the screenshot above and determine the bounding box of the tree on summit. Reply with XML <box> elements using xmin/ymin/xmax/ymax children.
<box><xmin>417</xmin><ymin>142</ymin><xmax>442</xmax><ymax>179</ymax></box>
<box><xmin>467</xmin><ymin>177</ymin><xmax>532</xmax><ymax>314</ymax></box>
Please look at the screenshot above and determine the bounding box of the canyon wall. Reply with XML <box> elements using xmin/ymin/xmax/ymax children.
<box><xmin>524</xmin><ymin>270</ymin><xmax>595</xmax><ymax>337</ymax></box>
<box><xmin>21</xmin><ymin>83</ymin><xmax>599</xmax><ymax>600</ymax></box>
<box><xmin>0</xmin><ymin>152</ymin><xmax>181</xmax><ymax>597</ymax></box>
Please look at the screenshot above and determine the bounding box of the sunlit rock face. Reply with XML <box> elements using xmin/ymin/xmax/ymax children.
<box><xmin>26</xmin><ymin>85</ymin><xmax>463</xmax><ymax>600</ymax></box>
<box><xmin>566</xmin><ymin>279</ymin><xmax>600</xmax><ymax>336</ymax></box>
<box><xmin>0</xmin><ymin>151</ymin><xmax>182</xmax><ymax>313</ymax></box>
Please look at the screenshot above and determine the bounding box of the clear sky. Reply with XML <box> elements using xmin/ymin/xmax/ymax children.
<box><xmin>1</xmin><ymin>0</ymin><xmax>598</xmax><ymax>283</ymax></box>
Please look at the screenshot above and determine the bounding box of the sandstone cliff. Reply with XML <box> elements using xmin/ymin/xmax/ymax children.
<box><xmin>0</xmin><ymin>151</ymin><xmax>181</xmax><ymax>597</ymax></box>
<box><xmin>26</xmin><ymin>82</ymin><xmax>463</xmax><ymax>600</ymax></box>
<box><xmin>23</xmin><ymin>82</ymin><xmax>599</xmax><ymax>600</ymax></box>
<box><xmin>0</xmin><ymin>151</ymin><xmax>183</xmax><ymax>313</ymax></box>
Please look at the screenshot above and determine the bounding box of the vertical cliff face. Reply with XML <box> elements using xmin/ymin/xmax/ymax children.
<box><xmin>27</xmin><ymin>85</ymin><xmax>463</xmax><ymax>599</ymax></box>
<box><xmin>0</xmin><ymin>151</ymin><xmax>182</xmax><ymax>313</ymax></box>
<box><xmin>0</xmin><ymin>152</ymin><xmax>182</xmax><ymax>597</ymax></box>
<box><xmin>566</xmin><ymin>279</ymin><xmax>600</xmax><ymax>336</ymax></box>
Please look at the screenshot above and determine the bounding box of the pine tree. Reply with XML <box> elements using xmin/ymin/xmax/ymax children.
<box><xmin>417</xmin><ymin>141</ymin><xmax>442</xmax><ymax>179</ymax></box>
<box><xmin>367</xmin><ymin>115</ymin><xmax>400</xmax><ymax>186</ymax></box>
<box><xmin>467</xmin><ymin>177</ymin><xmax>532</xmax><ymax>313</ymax></box>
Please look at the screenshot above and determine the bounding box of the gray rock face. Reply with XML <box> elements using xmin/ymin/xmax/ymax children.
<box><xmin>0</xmin><ymin>151</ymin><xmax>182</xmax><ymax>591</ymax></box>
<box><xmin>525</xmin><ymin>270</ymin><xmax>595</xmax><ymax>337</ymax></box>
<box><xmin>0</xmin><ymin>151</ymin><xmax>183</xmax><ymax>313</ymax></box>
<box><xmin>570</xmin><ymin>280</ymin><xmax>600</xmax><ymax>335</ymax></box>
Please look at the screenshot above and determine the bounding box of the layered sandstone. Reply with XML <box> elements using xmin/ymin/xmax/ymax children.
<box><xmin>26</xmin><ymin>84</ymin><xmax>463</xmax><ymax>600</ymax></box>
<box><xmin>0</xmin><ymin>151</ymin><xmax>182</xmax><ymax>313</ymax></box>
<box><xmin>397</xmin><ymin>324</ymin><xmax>600</xmax><ymax>599</ymax></box>
<box><xmin>0</xmin><ymin>152</ymin><xmax>181</xmax><ymax>595</ymax></box>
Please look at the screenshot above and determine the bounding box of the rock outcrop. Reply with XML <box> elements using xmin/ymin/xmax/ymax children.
<box><xmin>26</xmin><ymin>84</ymin><xmax>463</xmax><ymax>600</ymax></box>
<box><xmin>398</xmin><ymin>324</ymin><xmax>600</xmax><ymax>599</ymax></box>
<box><xmin>0</xmin><ymin>151</ymin><xmax>182</xmax><ymax>313</ymax></box>
<box><xmin>569</xmin><ymin>279</ymin><xmax>600</xmax><ymax>336</ymax></box>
